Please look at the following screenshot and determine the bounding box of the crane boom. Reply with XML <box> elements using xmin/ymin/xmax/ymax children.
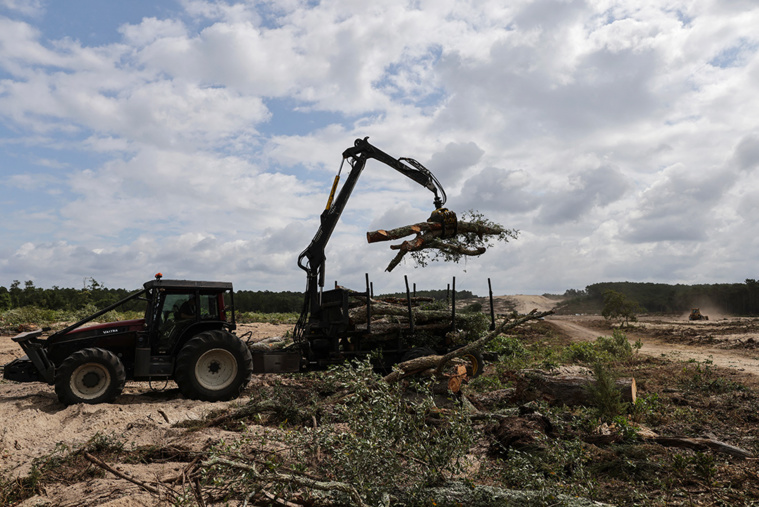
<box><xmin>294</xmin><ymin>137</ymin><xmax>450</xmax><ymax>345</ymax></box>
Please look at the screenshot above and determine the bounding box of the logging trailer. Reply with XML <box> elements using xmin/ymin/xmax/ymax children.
<box><xmin>4</xmin><ymin>138</ymin><xmax>481</xmax><ymax>405</ymax></box>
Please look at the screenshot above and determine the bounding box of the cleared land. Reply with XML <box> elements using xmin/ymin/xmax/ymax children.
<box><xmin>2</xmin><ymin>300</ymin><xmax>759</xmax><ymax>506</ymax></box>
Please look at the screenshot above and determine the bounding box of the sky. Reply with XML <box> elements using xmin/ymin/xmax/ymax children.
<box><xmin>1</xmin><ymin>0</ymin><xmax>758</xmax><ymax>297</ymax></box>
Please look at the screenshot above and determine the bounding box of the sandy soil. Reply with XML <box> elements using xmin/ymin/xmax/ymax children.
<box><xmin>546</xmin><ymin>314</ymin><xmax>759</xmax><ymax>376</ymax></box>
<box><xmin>458</xmin><ymin>294</ymin><xmax>561</xmax><ymax>315</ymax></box>
<box><xmin>4</xmin><ymin>301</ymin><xmax>759</xmax><ymax>505</ymax></box>
<box><xmin>0</xmin><ymin>323</ymin><xmax>292</xmax><ymax>481</ymax></box>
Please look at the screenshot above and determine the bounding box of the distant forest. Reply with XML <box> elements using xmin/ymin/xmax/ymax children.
<box><xmin>0</xmin><ymin>279</ymin><xmax>473</xmax><ymax>314</ymax></box>
<box><xmin>5</xmin><ymin>278</ymin><xmax>759</xmax><ymax>316</ymax></box>
<box><xmin>561</xmin><ymin>279</ymin><xmax>759</xmax><ymax>316</ymax></box>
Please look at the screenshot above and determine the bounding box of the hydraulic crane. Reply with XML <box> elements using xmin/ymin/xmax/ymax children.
<box><xmin>294</xmin><ymin>137</ymin><xmax>456</xmax><ymax>367</ymax></box>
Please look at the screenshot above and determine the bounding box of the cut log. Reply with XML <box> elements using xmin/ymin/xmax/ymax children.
<box><xmin>366</xmin><ymin>216</ymin><xmax>517</xmax><ymax>272</ymax></box>
<box><xmin>367</xmin><ymin>220</ymin><xmax>506</xmax><ymax>244</ymax></box>
<box><xmin>383</xmin><ymin>310</ymin><xmax>553</xmax><ymax>384</ymax></box>
<box><xmin>516</xmin><ymin>370</ymin><xmax>637</xmax><ymax>406</ymax></box>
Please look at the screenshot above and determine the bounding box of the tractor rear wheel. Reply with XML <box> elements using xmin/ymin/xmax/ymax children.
<box><xmin>174</xmin><ymin>330</ymin><xmax>253</xmax><ymax>402</ymax></box>
<box><xmin>55</xmin><ymin>348</ymin><xmax>126</xmax><ymax>405</ymax></box>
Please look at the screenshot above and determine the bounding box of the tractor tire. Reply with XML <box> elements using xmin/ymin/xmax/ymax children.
<box><xmin>54</xmin><ymin>348</ymin><xmax>126</xmax><ymax>405</ymax></box>
<box><xmin>174</xmin><ymin>330</ymin><xmax>253</xmax><ymax>402</ymax></box>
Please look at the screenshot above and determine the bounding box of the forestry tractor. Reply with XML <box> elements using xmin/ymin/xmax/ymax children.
<box><xmin>4</xmin><ymin>138</ymin><xmax>479</xmax><ymax>405</ymax></box>
<box><xmin>5</xmin><ymin>276</ymin><xmax>253</xmax><ymax>405</ymax></box>
<box><xmin>689</xmin><ymin>308</ymin><xmax>709</xmax><ymax>321</ymax></box>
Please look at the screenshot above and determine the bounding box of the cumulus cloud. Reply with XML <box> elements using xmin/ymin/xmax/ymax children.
<box><xmin>426</xmin><ymin>141</ymin><xmax>484</xmax><ymax>184</ymax></box>
<box><xmin>2</xmin><ymin>0</ymin><xmax>759</xmax><ymax>295</ymax></box>
<box><xmin>733</xmin><ymin>133</ymin><xmax>759</xmax><ymax>171</ymax></box>
<box><xmin>536</xmin><ymin>164</ymin><xmax>630</xmax><ymax>225</ymax></box>
<box><xmin>620</xmin><ymin>164</ymin><xmax>736</xmax><ymax>243</ymax></box>
<box><xmin>457</xmin><ymin>167</ymin><xmax>539</xmax><ymax>214</ymax></box>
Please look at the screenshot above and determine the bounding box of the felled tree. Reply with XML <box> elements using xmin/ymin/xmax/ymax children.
<box><xmin>367</xmin><ymin>210</ymin><xmax>519</xmax><ymax>271</ymax></box>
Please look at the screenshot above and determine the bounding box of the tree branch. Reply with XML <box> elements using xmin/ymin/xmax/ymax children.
<box><xmin>204</xmin><ymin>457</ymin><xmax>368</xmax><ymax>507</ymax></box>
<box><xmin>383</xmin><ymin>310</ymin><xmax>553</xmax><ymax>383</ymax></box>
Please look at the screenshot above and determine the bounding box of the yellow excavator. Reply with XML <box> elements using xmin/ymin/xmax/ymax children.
<box><xmin>689</xmin><ymin>308</ymin><xmax>708</xmax><ymax>321</ymax></box>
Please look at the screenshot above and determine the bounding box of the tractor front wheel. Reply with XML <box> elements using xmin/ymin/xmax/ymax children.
<box><xmin>174</xmin><ymin>330</ymin><xmax>253</xmax><ymax>402</ymax></box>
<box><xmin>55</xmin><ymin>348</ymin><xmax>126</xmax><ymax>405</ymax></box>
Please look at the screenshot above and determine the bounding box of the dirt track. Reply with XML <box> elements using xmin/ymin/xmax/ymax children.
<box><xmin>547</xmin><ymin>314</ymin><xmax>759</xmax><ymax>376</ymax></box>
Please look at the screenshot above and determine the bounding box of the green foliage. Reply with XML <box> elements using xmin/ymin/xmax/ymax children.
<box><xmin>380</xmin><ymin>288</ymin><xmax>478</xmax><ymax>302</ymax></box>
<box><xmin>595</xmin><ymin>329</ymin><xmax>641</xmax><ymax>361</ymax></box>
<box><xmin>629</xmin><ymin>393</ymin><xmax>661</xmax><ymax>424</ymax></box>
<box><xmin>576</xmin><ymin>279</ymin><xmax>759</xmax><ymax>316</ymax></box>
<box><xmin>678</xmin><ymin>359</ymin><xmax>746</xmax><ymax>394</ymax></box>
<box><xmin>601</xmin><ymin>290</ymin><xmax>642</xmax><ymax>326</ymax></box>
<box><xmin>409</xmin><ymin>210</ymin><xmax>519</xmax><ymax>268</ymax></box>
<box><xmin>316</xmin><ymin>359</ymin><xmax>475</xmax><ymax>501</ymax></box>
<box><xmin>461</xmin><ymin>301</ymin><xmax>483</xmax><ymax>313</ymax></box>
<box><xmin>587</xmin><ymin>362</ymin><xmax>626</xmax><ymax>422</ymax></box>
<box><xmin>1</xmin><ymin>306</ymin><xmax>59</xmax><ymax>327</ymax></box>
<box><xmin>234</xmin><ymin>290</ymin><xmax>304</xmax><ymax>313</ymax></box>
<box><xmin>206</xmin><ymin>359</ymin><xmax>476</xmax><ymax>505</ymax></box>
<box><xmin>237</xmin><ymin>311</ymin><xmax>299</xmax><ymax>324</ymax></box>
<box><xmin>487</xmin><ymin>439</ymin><xmax>596</xmax><ymax>499</ymax></box>
<box><xmin>488</xmin><ymin>335</ymin><xmax>529</xmax><ymax>358</ymax></box>
<box><xmin>563</xmin><ymin>330</ymin><xmax>640</xmax><ymax>365</ymax></box>
<box><xmin>486</xmin><ymin>335</ymin><xmax>532</xmax><ymax>370</ymax></box>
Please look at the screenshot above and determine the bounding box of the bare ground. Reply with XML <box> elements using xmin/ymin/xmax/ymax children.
<box><xmin>3</xmin><ymin>301</ymin><xmax>759</xmax><ymax>505</ymax></box>
<box><xmin>0</xmin><ymin>322</ymin><xmax>292</xmax><ymax>506</ymax></box>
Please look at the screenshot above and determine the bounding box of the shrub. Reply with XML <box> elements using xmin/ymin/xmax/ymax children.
<box><xmin>587</xmin><ymin>362</ymin><xmax>626</xmax><ymax>422</ymax></box>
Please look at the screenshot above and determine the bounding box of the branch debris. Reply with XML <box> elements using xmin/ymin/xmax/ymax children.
<box><xmin>367</xmin><ymin>210</ymin><xmax>518</xmax><ymax>271</ymax></box>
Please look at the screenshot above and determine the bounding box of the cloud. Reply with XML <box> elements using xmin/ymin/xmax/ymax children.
<box><xmin>536</xmin><ymin>164</ymin><xmax>630</xmax><ymax>225</ymax></box>
<box><xmin>426</xmin><ymin>141</ymin><xmax>484</xmax><ymax>184</ymax></box>
<box><xmin>0</xmin><ymin>0</ymin><xmax>44</xmax><ymax>17</ymax></box>
<box><xmin>2</xmin><ymin>1</ymin><xmax>759</xmax><ymax>296</ymax></box>
<box><xmin>620</xmin><ymin>164</ymin><xmax>736</xmax><ymax>243</ymax></box>
<box><xmin>457</xmin><ymin>167</ymin><xmax>539</xmax><ymax>214</ymax></box>
<box><xmin>733</xmin><ymin>133</ymin><xmax>759</xmax><ymax>171</ymax></box>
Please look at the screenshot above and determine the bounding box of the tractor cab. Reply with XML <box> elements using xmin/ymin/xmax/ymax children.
<box><xmin>143</xmin><ymin>277</ymin><xmax>236</xmax><ymax>354</ymax></box>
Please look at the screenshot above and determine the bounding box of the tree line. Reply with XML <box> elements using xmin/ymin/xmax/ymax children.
<box><xmin>564</xmin><ymin>279</ymin><xmax>759</xmax><ymax>315</ymax></box>
<box><xmin>0</xmin><ymin>279</ymin><xmax>305</xmax><ymax>314</ymax></box>
<box><xmin>0</xmin><ymin>279</ymin><xmax>475</xmax><ymax>315</ymax></box>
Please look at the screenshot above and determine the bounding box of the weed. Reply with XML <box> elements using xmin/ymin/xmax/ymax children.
<box><xmin>563</xmin><ymin>330</ymin><xmax>640</xmax><ymax>365</ymax></box>
<box><xmin>679</xmin><ymin>360</ymin><xmax>746</xmax><ymax>394</ymax></box>
<box><xmin>587</xmin><ymin>362</ymin><xmax>625</xmax><ymax>422</ymax></box>
<box><xmin>629</xmin><ymin>392</ymin><xmax>662</xmax><ymax>424</ymax></box>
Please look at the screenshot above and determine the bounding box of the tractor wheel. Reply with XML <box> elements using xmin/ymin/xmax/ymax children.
<box><xmin>460</xmin><ymin>350</ymin><xmax>485</xmax><ymax>378</ymax></box>
<box><xmin>54</xmin><ymin>348</ymin><xmax>126</xmax><ymax>405</ymax></box>
<box><xmin>174</xmin><ymin>330</ymin><xmax>253</xmax><ymax>402</ymax></box>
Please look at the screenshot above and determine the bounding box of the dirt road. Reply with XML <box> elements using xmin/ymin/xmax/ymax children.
<box><xmin>547</xmin><ymin>315</ymin><xmax>759</xmax><ymax>376</ymax></box>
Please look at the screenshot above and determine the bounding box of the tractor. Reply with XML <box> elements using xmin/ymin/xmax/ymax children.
<box><xmin>5</xmin><ymin>275</ymin><xmax>253</xmax><ymax>405</ymax></box>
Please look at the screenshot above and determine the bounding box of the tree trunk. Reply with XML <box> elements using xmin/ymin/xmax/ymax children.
<box><xmin>366</xmin><ymin>219</ymin><xmax>510</xmax><ymax>271</ymax></box>
<box><xmin>516</xmin><ymin>370</ymin><xmax>637</xmax><ymax>406</ymax></box>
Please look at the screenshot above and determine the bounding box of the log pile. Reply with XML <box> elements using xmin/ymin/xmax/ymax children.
<box><xmin>346</xmin><ymin>292</ymin><xmax>489</xmax><ymax>349</ymax></box>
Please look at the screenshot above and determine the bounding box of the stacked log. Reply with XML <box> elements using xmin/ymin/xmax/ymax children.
<box><xmin>346</xmin><ymin>292</ymin><xmax>488</xmax><ymax>348</ymax></box>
